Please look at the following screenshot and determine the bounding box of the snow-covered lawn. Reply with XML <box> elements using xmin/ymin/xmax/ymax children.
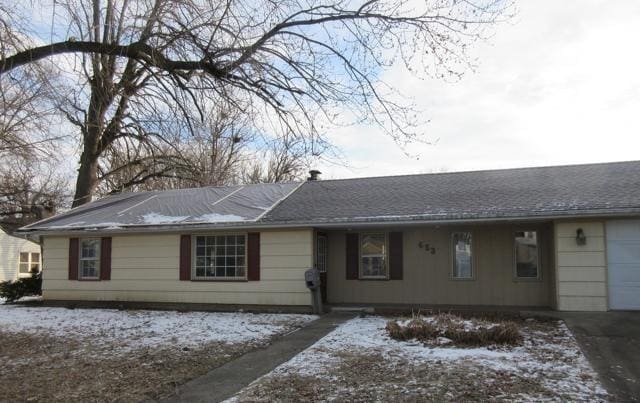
<box><xmin>0</xmin><ymin>304</ymin><xmax>316</xmax><ymax>403</ymax></box>
<box><xmin>0</xmin><ymin>304</ymin><xmax>313</xmax><ymax>356</ymax></box>
<box><xmin>230</xmin><ymin>315</ymin><xmax>608</xmax><ymax>402</ymax></box>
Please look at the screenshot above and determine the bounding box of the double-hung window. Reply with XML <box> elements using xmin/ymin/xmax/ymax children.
<box><xmin>79</xmin><ymin>239</ymin><xmax>101</xmax><ymax>280</ymax></box>
<box><xmin>19</xmin><ymin>252</ymin><xmax>40</xmax><ymax>276</ymax></box>
<box><xmin>193</xmin><ymin>235</ymin><xmax>246</xmax><ymax>280</ymax></box>
<box><xmin>514</xmin><ymin>230</ymin><xmax>539</xmax><ymax>279</ymax></box>
<box><xmin>452</xmin><ymin>232</ymin><xmax>473</xmax><ymax>279</ymax></box>
<box><xmin>360</xmin><ymin>233</ymin><xmax>387</xmax><ymax>279</ymax></box>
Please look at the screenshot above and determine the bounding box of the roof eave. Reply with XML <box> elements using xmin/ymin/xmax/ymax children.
<box><xmin>17</xmin><ymin>208</ymin><xmax>640</xmax><ymax>237</ymax></box>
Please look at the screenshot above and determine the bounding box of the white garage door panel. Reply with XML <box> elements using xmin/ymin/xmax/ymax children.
<box><xmin>609</xmin><ymin>287</ymin><xmax>640</xmax><ymax>310</ymax></box>
<box><xmin>608</xmin><ymin>242</ymin><xmax>640</xmax><ymax>264</ymax></box>
<box><xmin>607</xmin><ymin>221</ymin><xmax>640</xmax><ymax>240</ymax></box>
<box><xmin>609</xmin><ymin>264</ymin><xmax>640</xmax><ymax>284</ymax></box>
<box><xmin>607</xmin><ymin>220</ymin><xmax>640</xmax><ymax>310</ymax></box>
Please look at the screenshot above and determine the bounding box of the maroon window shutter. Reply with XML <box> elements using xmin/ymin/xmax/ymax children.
<box><xmin>179</xmin><ymin>235</ymin><xmax>191</xmax><ymax>281</ymax></box>
<box><xmin>100</xmin><ymin>237</ymin><xmax>112</xmax><ymax>281</ymax></box>
<box><xmin>345</xmin><ymin>233</ymin><xmax>359</xmax><ymax>280</ymax></box>
<box><xmin>247</xmin><ymin>232</ymin><xmax>260</xmax><ymax>281</ymax></box>
<box><xmin>68</xmin><ymin>238</ymin><xmax>79</xmax><ymax>280</ymax></box>
<box><xmin>389</xmin><ymin>232</ymin><xmax>403</xmax><ymax>280</ymax></box>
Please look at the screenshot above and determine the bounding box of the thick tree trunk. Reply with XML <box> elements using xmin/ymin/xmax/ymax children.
<box><xmin>72</xmin><ymin>149</ymin><xmax>100</xmax><ymax>207</ymax></box>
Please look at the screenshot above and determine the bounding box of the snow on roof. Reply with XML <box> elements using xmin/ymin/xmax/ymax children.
<box><xmin>22</xmin><ymin>182</ymin><xmax>300</xmax><ymax>231</ymax></box>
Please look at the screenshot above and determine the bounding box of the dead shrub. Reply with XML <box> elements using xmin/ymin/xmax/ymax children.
<box><xmin>385</xmin><ymin>318</ymin><xmax>438</xmax><ymax>342</ymax></box>
<box><xmin>386</xmin><ymin>314</ymin><xmax>522</xmax><ymax>347</ymax></box>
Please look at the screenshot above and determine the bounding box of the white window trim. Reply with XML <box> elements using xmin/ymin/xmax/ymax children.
<box><xmin>18</xmin><ymin>252</ymin><xmax>41</xmax><ymax>277</ymax></box>
<box><xmin>191</xmin><ymin>233</ymin><xmax>248</xmax><ymax>281</ymax></box>
<box><xmin>513</xmin><ymin>230</ymin><xmax>542</xmax><ymax>281</ymax></box>
<box><xmin>79</xmin><ymin>238</ymin><xmax>101</xmax><ymax>280</ymax></box>
<box><xmin>451</xmin><ymin>231</ymin><xmax>474</xmax><ymax>281</ymax></box>
<box><xmin>359</xmin><ymin>232</ymin><xmax>389</xmax><ymax>280</ymax></box>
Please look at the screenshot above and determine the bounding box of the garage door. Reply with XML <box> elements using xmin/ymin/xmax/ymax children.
<box><xmin>607</xmin><ymin>220</ymin><xmax>640</xmax><ymax>310</ymax></box>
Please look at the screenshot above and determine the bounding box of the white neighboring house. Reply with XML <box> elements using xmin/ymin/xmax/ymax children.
<box><xmin>0</xmin><ymin>228</ymin><xmax>41</xmax><ymax>282</ymax></box>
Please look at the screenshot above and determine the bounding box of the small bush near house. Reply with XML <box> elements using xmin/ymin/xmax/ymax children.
<box><xmin>386</xmin><ymin>313</ymin><xmax>522</xmax><ymax>347</ymax></box>
<box><xmin>0</xmin><ymin>271</ymin><xmax>42</xmax><ymax>303</ymax></box>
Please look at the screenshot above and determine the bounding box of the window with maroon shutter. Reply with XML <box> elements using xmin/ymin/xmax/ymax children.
<box><xmin>179</xmin><ymin>235</ymin><xmax>191</xmax><ymax>280</ymax></box>
<box><xmin>247</xmin><ymin>232</ymin><xmax>260</xmax><ymax>281</ymax></box>
<box><xmin>68</xmin><ymin>238</ymin><xmax>79</xmax><ymax>280</ymax></box>
<box><xmin>345</xmin><ymin>233</ymin><xmax>359</xmax><ymax>280</ymax></box>
<box><xmin>100</xmin><ymin>237</ymin><xmax>112</xmax><ymax>281</ymax></box>
<box><xmin>389</xmin><ymin>232</ymin><xmax>403</xmax><ymax>280</ymax></box>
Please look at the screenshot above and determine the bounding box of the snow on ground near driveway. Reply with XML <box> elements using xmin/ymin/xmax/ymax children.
<box><xmin>229</xmin><ymin>316</ymin><xmax>607</xmax><ymax>401</ymax></box>
<box><xmin>0</xmin><ymin>304</ymin><xmax>316</xmax><ymax>355</ymax></box>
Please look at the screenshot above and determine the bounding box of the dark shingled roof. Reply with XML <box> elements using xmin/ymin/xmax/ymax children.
<box><xmin>22</xmin><ymin>182</ymin><xmax>299</xmax><ymax>231</ymax></box>
<box><xmin>19</xmin><ymin>160</ymin><xmax>640</xmax><ymax>233</ymax></box>
<box><xmin>262</xmin><ymin>160</ymin><xmax>640</xmax><ymax>224</ymax></box>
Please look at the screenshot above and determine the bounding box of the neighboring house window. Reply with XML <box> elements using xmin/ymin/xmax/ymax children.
<box><xmin>19</xmin><ymin>252</ymin><xmax>40</xmax><ymax>275</ymax></box>
<box><xmin>514</xmin><ymin>231</ymin><xmax>539</xmax><ymax>279</ymax></box>
<box><xmin>193</xmin><ymin>235</ymin><xmax>246</xmax><ymax>279</ymax></box>
<box><xmin>360</xmin><ymin>233</ymin><xmax>387</xmax><ymax>279</ymax></box>
<box><xmin>79</xmin><ymin>239</ymin><xmax>101</xmax><ymax>280</ymax></box>
<box><xmin>452</xmin><ymin>232</ymin><xmax>473</xmax><ymax>279</ymax></box>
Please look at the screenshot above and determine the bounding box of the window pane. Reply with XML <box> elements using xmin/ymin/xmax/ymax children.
<box><xmin>236</xmin><ymin>266</ymin><xmax>245</xmax><ymax>277</ymax></box>
<box><xmin>226</xmin><ymin>245</ymin><xmax>235</xmax><ymax>255</ymax></box>
<box><xmin>216</xmin><ymin>266</ymin><xmax>226</xmax><ymax>277</ymax></box>
<box><xmin>81</xmin><ymin>260</ymin><xmax>98</xmax><ymax>278</ymax></box>
<box><xmin>361</xmin><ymin>234</ymin><xmax>385</xmax><ymax>255</ymax></box>
<box><xmin>196</xmin><ymin>236</ymin><xmax>205</xmax><ymax>246</ymax></box>
<box><xmin>31</xmin><ymin>253</ymin><xmax>40</xmax><ymax>262</ymax></box>
<box><xmin>452</xmin><ymin>232</ymin><xmax>472</xmax><ymax>279</ymax></box>
<box><xmin>20</xmin><ymin>252</ymin><xmax>30</xmax><ymax>263</ymax></box>
<box><xmin>30</xmin><ymin>263</ymin><xmax>40</xmax><ymax>272</ymax></box>
<box><xmin>515</xmin><ymin>231</ymin><xmax>539</xmax><ymax>278</ymax></box>
<box><xmin>19</xmin><ymin>263</ymin><xmax>30</xmax><ymax>274</ymax></box>
<box><xmin>226</xmin><ymin>266</ymin><xmax>236</xmax><ymax>277</ymax></box>
<box><xmin>81</xmin><ymin>239</ymin><xmax>99</xmax><ymax>258</ymax></box>
<box><xmin>196</xmin><ymin>267</ymin><xmax>205</xmax><ymax>277</ymax></box>
<box><xmin>196</xmin><ymin>246</ymin><xmax>206</xmax><ymax>257</ymax></box>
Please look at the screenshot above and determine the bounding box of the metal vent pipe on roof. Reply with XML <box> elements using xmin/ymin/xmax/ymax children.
<box><xmin>308</xmin><ymin>170</ymin><xmax>321</xmax><ymax>181</ymax></box>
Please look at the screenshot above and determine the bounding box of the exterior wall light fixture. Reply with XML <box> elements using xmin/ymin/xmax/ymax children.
<box><xmin>576</xmin><ymin>228</ymin><xmax>587</xmax><ymax>246</ymax></box>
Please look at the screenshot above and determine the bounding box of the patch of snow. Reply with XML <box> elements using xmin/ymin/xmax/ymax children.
<box><xmin>0</xmin><ymin>305</ymin><xmax>316</xmax><ymax>356</ymax></box>
<box><xmin>193</xmin><ymin>213</ymin><xmax>247</xmax><ymax>223</ymax></box>
<box><xmin>141</xmin><ymin>213</ymin><xmax>189</xmax><ymax>224</ymax></box>
<box><xmin>230</xmin><ymin>316</ymin><xmax>607</xmax><ymax>401</ymax></box>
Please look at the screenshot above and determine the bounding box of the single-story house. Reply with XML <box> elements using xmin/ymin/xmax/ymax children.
<box><xmin>17</xmin><ymin>160</ymin><xmax>640</xmax><ymax>312</ymax></box>
<box><xmin>0</xmin><ymin>228</ymin><xmax>41</xmax><ymax>282</ymax></box>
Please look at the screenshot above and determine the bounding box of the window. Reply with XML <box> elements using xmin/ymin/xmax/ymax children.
<box><xmin>452</xmin><ymin>232</ymin><xmax>473</xmax><ymax>279</ymax></box>
<box><xmin>79</xmin><ymin>239</ymin><xmax>101</xmax><ymax>280</ymax></box>
<box><xmin>316</xmin><ymin>234</ymin><xmax>327</xmax><ymax>273</ymax></box>
<box><xmin>19</xmin><ymin>252</ymin><xmax>40</xmax><ymax>275</ymax></box>
<box><xmin>193</xmin><ymin>235</ymin><xmax>246</xmax><ymax>279</ymax></box>
<box><xmin>514</xmin><ymin>231</ymin><xmax>539</xmax><ymax>279</ymax></box>
<box><xmin>360</xmin><ymin>233</ymin><xmax>387</xmax><ymax>278</ymax></box>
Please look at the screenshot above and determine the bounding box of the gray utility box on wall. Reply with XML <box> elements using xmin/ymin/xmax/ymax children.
<box><xmin>304</xmin><ymin>268</ymin><xmax>322</xmax><ymax>314</ymax></box>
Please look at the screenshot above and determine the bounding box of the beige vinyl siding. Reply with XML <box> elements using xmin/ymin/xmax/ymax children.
<box><xmin>554</xmin><ymin>221</ymin><xmax>607</xmax><ymax>311</ymax></box>
<box><xmin>327</xmin><ymin>223</ymin><xmax>553</xmax><ymax>307</ymax></box>
<box><xmin>0</xmin><ymin>230</ymin><xmax>40</xmax><ymax>282</ymax></box>
<box><xmin>42</xmin><ymin>229</ymin><xmax>313</xmax><ymax>306</ymax></box>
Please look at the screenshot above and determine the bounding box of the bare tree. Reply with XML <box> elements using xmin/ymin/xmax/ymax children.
<box><xmin>242</xmin><ymin>137</ymin><xmax>309</xmax><ymax>184</ymax></box>
<box><xmin>1</xmin><ymin>0</ymin><xmax>512</xmax><ymax>206</ymax></box>
<box><xmin>0</xmin><ymin>156</ymin><xmax>68</xmax><ymax>233</ymax></box>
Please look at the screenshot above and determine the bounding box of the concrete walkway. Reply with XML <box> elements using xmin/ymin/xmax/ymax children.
<box><xmin>557</xmin><ymin>312</ymin><xmax>640</xmax><ymax>401</ymax></box>
<box><xmin>156</xmin><ymin>312</ymin><xmax>354</xmax><ymax>403</ymax></box>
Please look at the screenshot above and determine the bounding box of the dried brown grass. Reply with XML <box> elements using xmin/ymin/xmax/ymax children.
<box><xmin>386</xmin><ymin>312</ymin><xmax>523</xmax><ymax>347</ymax></box>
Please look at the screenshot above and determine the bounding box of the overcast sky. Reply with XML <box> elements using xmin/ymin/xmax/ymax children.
<box><xmin>317</xmin><ymin>0</ymin><xmax>640</xmax><ymax>180</ymax></box>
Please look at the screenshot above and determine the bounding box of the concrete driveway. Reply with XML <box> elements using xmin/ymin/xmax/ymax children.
<box><xmin>559</xmin><ymin>312</ymin><xmax>640</xmax><ymax>401</ymax></box>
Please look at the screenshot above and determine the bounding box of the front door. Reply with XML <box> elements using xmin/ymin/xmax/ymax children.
<box><xmin>316</xmin><ymin>233</ymin><xmax>328</xmax><ymax>303</ymax></box>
